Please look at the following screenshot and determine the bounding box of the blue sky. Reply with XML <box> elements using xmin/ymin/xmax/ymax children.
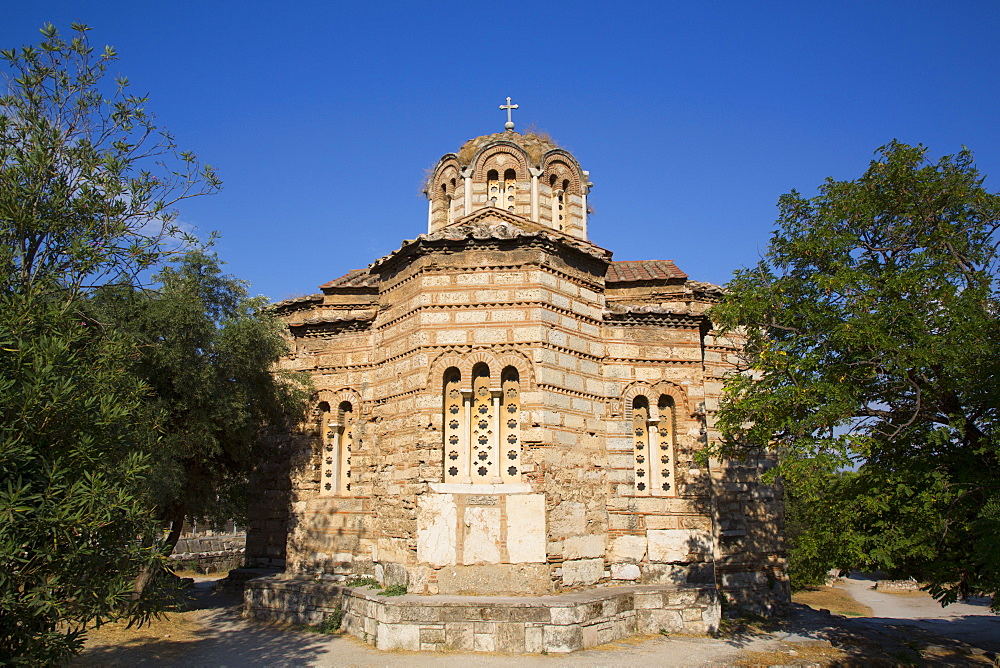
<box><xmin>5</xmin><ymin>2</ymin><xmax>999</xmax><ymax>300</ymax></box>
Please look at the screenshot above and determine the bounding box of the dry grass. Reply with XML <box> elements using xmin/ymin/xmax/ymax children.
<box><xmin>76</xmin><ymin>610</ymin><xmax>205</xmax><ymax>665</ymax></box>
<box><xmin>792</xmin><ymin>585</ymin><xmax>875</xmax><ymax>617</ymax></box>
<box><xmin>734</xmin><ymin>640</ymin><xmax>851</xmax><ymax>667</ymax></box>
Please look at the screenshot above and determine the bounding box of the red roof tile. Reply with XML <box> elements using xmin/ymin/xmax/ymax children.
<box><xmin>606</xmin><ymin>260</ymin><xmax>687</xmax><ymax>283</ymax></box>
<box><xmin>319</xmin><ymin>268</ymin><xmax>378</xmax><ymax>290</ymax></box>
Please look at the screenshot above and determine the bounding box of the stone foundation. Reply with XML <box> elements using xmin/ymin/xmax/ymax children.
<box><xmin>245</xmin><ymin>575</ymin><xmax>719</xmax><ymax>653</ymax></box>
<box><xmin>169</xmin><ymin>532</ymin><xmax>246</xmax><ymax>574</ymax></box>
<box><xmin>875</xmin><ymin>579</ymin><xmax>920</xmax><ymax>591</ymax></box>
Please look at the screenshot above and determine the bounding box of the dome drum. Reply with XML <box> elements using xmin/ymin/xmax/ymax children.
<box><xmin>426</xmin><ymin>132</ymin><xmax>591</xmax><ymax>239</ymax></box>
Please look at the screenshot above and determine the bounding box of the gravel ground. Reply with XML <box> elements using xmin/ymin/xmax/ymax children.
<box><xmin>73</xmin><ymin>576</ymin><xmax>998</xmax><ymax>667</ymax></box>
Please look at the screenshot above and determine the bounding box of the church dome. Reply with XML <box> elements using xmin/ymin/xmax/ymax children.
<box><xmin>454</xmin><ymin>131</ymin><xmax>561</xmax><ymax>167</ymax></box>
<box><xmin>425</xmin><ymin>129</ymin><xmax>592</xmax><ymax>241</ymax></box>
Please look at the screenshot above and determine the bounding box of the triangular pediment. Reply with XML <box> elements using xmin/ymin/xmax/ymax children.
<box><xmin>446</xmin><ymin>206</ymin><xmax>548</xmax><ymax>235</ymax></box>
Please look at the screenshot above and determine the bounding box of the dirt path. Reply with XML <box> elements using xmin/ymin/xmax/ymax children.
<box><xmin>74</xmin><ymin>577</ymin><xmax>997</xmax><ymax>667</ymax></box>
<box><xmin>831</xmin><ymin>572</ymin><xmax>1000</xmax><ymax>653</ymax></box>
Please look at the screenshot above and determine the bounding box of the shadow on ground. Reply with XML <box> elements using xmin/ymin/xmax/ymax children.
<box><xmin>75</xmin><ymin>582</ymin><xmax>340</xmax><ymax>667</ymax></box>
<box><xmin>74</xmin><ymin>579</ymin><xmax>997</xmax><ymax>667</ymax></box>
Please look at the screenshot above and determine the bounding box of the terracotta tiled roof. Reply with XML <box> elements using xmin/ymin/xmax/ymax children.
<box><xmin>287</xmin><ymin>310</ymin><xmax>378</xmax><ymax>327</ymax></box>
<box><xmin>272</xmin><ymin>293</ymin><xmax>322</xmax><ymax>308</ymax></box>
<box><xmin>606</xmin><ymin>260</ymin><xmax>687</xmax><ymax>282</ymax></box>
<box><xmin>319</xmin><ymin>268</ymin><xmax>378</xmax><ymax>290</ymax></box>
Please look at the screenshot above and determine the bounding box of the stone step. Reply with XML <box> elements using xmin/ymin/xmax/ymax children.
<box><xmin>245</xmin><ymin>575</ymin><xmax>720</xmax><ymax>653</ymax></box>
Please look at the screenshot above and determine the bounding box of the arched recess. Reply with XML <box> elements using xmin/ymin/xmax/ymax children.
<box><xmin>428</xmin><ymin>350</ymin><xmax>534</xmax><ymax>394</ymax></box>
<box><xmin>435</xmin><ymin>164</ymin><xmax>460</xmax><ymax>226</ymax></box>
<box><xmin>472</xmin><ymin>143</ymin><xmax>529</xmax><ymax>182</ymax></box>
<box><xmin>541</xmin><ymin>151</ymin><xmax>586</xmax><ymax>235</ymax></box>
<box><xmin>650</xmin><ymin>380</ymin><xmax>690</xmax><ymax>417</ymax></box>
<box><xmin>621</xmin><ymin>383</ymin><xmax>656</xmax><ymax>420</ymax></box>
<box><xmin>427</xmin><ymin>353</ymin><xmax>466</xmax><ymax>394</ymax></box>
<box><xmin>461</xmin><ymin>351</ymin><xmax>503</xmax><ymax>391</ymax></box>
<box><xmin>428</xmin><ymin>155</ymin><xmax>463</xmax><ymax>230</ymax></box>
<box><xmin>494</xmin><ymin>352</ymin><xmax>534</xmax><ymax>390</ymax></box>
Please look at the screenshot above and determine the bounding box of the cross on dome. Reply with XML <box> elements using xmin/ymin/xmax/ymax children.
<box><xmin>499</xmin><ymin>97</ymin><xmax>518</xmax><ymax>131</ymax></box>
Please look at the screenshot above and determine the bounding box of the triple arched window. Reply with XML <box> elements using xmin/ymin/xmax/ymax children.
<box><xmin>631</xmin><ymin>394</ymin><xmax>677</xmax><ymax>496</ymax></box>
<box><xmin>443</xmin><ymin>364</ymin><xmax>521</xmax><ymax>484</ymax></box>
<box><xmin>317</xmin><ymin>400</ymin><xmax>354</xmax><ymax>496</ymax></box>
<box><xmin>487</xmin><ymin>168</ymin><xmax>518</xmax><ymax>213</ymax></box>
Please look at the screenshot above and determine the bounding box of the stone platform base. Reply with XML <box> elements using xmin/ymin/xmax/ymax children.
<box><xmin>245</xmin><ymin>575</ymin><xmax>720</xmax><ymax>653</ymax></box>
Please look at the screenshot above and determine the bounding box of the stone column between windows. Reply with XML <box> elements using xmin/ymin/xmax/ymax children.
<box><xmin>489</xmin><ymin>391</ymin><xmax>502</xmax><ymax>483</ymax></box>
<box><xmin>462</xmin><ymin>169</ymin><xmax>473</xmax><ymax>216</ymax></box>
<box><xmin>338</xmin><ymin>415</ymin><xmax>351</xmax><ymax>495</ymax></box>
<box><xmin>647</xmin><ymin>415</ymin><xmax>661</xmax><ymax>496</ymax></box>
<box><xmin>459</xmin><ymin>388</ymin><xmax>473</xmax><ymax>484</ymax></box>
<box><xmin>323</xmin><ymin>419</ymin><xmax>342</xmax><ymax>497</ymax></box>
<box><xmin>530</xmin><ymin>167</ymin><xmax>542</xmax><ymax>222</ymax></box>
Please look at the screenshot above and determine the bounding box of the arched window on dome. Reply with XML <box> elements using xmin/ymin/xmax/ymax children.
<box><xmin>549</xmin><ymin>173</ymin><xmax>567</xmax><ymax>230</ymax></box>
<box><xmin>448</xmin><ymin>178</ymin><xmax>457</xmax><ymax>224</ymax></box>
<box><xmin>487</xmin><ymin>169</ymin><xmax>500</xmax><ymax>208</ymax></box>
<box><xmin>439</xmin><ymin>183</ymin><xmax>449</xmax><ymax>225</ymax></box>
<box><xmin>503</xmin><ymin>168</ymin><xmax>517</xmax><ymax>213</ymax></box>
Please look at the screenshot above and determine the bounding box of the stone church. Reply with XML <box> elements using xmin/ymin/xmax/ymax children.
<box><xmin>243</xmin><ymin>112</ymin><xmax>788</xmax><ymax>650</ymax></box>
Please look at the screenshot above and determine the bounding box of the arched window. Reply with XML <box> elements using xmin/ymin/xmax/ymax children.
<box><xmin>503</xmin><ymin>168</ymin><xmax>517</xmax><ymax>212</ymax></box>
<box><xmin>487</xmin><ymin>169</ymin><xmax>500</xmax><ymax>207</ymax></box>
<box><xmin>442</xmin><ymin>363</ymin><xmax>521</xmax><ymax>484</ymax></box>
<box><xmin>549</xmin><ymin>174</ymin><xmax>567</xmax><ymax>230</ymax></box>
<box><xmin>500</xmin><ymin>366</ymin><xmax>521</xmax><ymax>482</ymax></box>
<box><xmin>631</xmin><ymin>393</ymin><xmax>678</xmax><ymax>497</ymax></box>
<box><xmin>318</xmin><ymin>401</ymin><xmax>332</xmax><ymax>495</ymax></box>
<box><xmin>319</xmin><ymin>400</ymin><xmax>354</xmax><ymax>496</ymax></box>
<box><xmin>470</xmin><ymin>363</ymin><xmax>496</xmax><ymax>481</ymax></box>
<box><xmin>632</xmin><ymin>396</ymin><xmax>650</xmax><ymax>494</ymax></box>
<box><xmin>439</xmin><ymin>183</ymin><xmax>450</xmax><ymax>224</ymax></box>
<box><xmin>656</xmin><ymin>395</ymin><xmax>677</xmax><ymax>496</ymax></box>
<box><xmin>443</xmin><ymin>368</ymin><xmax>467</xmax><ymax>482</ymax></box>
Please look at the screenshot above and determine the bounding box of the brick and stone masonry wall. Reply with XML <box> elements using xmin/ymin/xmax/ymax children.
<box><xmin>244</xmin><ymin>432</ymin><xmax>297</xmax><ymax>569</ymax></box>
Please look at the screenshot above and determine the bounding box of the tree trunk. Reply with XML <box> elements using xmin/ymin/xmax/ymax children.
<box><xmin>132</xmin><ymin>506</ymin><xmax>186</xmax><ymax>599</ymax></box>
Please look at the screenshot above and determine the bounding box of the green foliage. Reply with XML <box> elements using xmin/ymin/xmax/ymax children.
<box><xmin>0</xmin><ymin>23</ymin><xmax>219</xmax><ymax>302</ymax></box>
<box><xmin>379</xmin><ymin>585</ymin><xmax>408</xmax><ymax>596</ymax></box>
<box><xmin>711</xmin><ymin>141</ymin><xmax>1000</xmax><ymax>609</ymax></box>
<box><xmin>0</xmin><ymin>24</ymin><xmax>219</xmax><ymax>661</ymax></box>
<box><xmin>91</xmin><ymin>251</ymin><xmax>308</xmax><ymax>543</ymax></box>
<box><xmin>0</xmin><ymin>296</ymin><xmax>165</xmax><ymax>663</ymax></box>
<box><xmin>343</xmin><ymin>576</ymin><xmax>378</xmax><ymax>588</ymax></box>
<box><xmin>783</xmin><ymin>470</ymin><xmax>863</xmax><ymax>589</ymax></box>
<box><xmin>319</xmin><ymin>606</ymin><xmax>342</xmax><ymax>633</ymax></box>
